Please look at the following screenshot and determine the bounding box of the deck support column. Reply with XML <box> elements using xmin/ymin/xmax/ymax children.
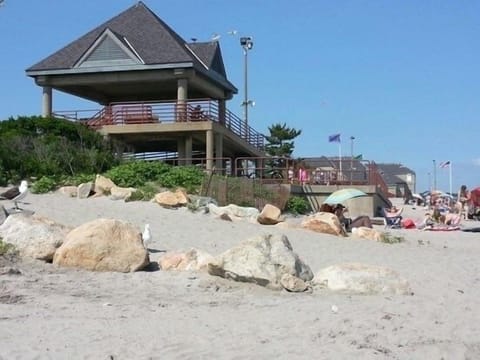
<box><xmin>215</xmin><ymin>133</ymin><xmax>224</xmax><ymax>174</ymax></box>
<box><xmin>218</xmin><ymin>99</ymin><xmax>226</xmax><ymax>125</ymax></box>
<box><xmin>184</xmin><ymin>135</ymin><xmax>192</xmax><ymax>165</ymax></box>
<box><xmin>176</xmin><ymin>78</ymin><xmax>188</xmax><ymax>122</ymax></box>
<box><xmin>42</xmin><ymin>86</ymin><xmax>52</xmax><ymax>118</ymax></box>
<box><xmin>206</xmin><ymin>129</ymin><xmax>213</xmax><ymax>172</ymax></box>
<box><xmin>177</xmin><ymin>135</ymin><xmax>192</xmax><ymax>165</ymax></box>
<box><xmin>177</xmin><ymin>139</ymin><xmax>186</xmax><ymax>163</ymax></box>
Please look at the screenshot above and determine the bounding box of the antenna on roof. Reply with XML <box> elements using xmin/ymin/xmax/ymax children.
<box><xmin>211</xmin><ymin>33</ymin><xmax>221</xmax><ymax>41</ymax></box>
<box><xmin>191</xmin><ymin>38</ymin><xmax>198</xmax><ymax>43</ymax></box>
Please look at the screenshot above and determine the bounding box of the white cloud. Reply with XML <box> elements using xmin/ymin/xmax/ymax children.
<box><xmin>473</xmin><ymin>158</ymin><xmax>480</xmax><ymax>166</ymax></box>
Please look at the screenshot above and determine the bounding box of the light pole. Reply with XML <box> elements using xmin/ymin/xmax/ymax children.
<box><xmin>350</xmin><ymin>136</ymin><xmax>355</xmax><ymax>184</ymax></box>
<box><xmin>432</xmin><ymin>160</ymin><xmax>437</xmax><ymax>191</ymax></box>
<box><xmin>240</xmin><ymin>36</ymin><xmax>253</xmax><ymax>138</ymax></box>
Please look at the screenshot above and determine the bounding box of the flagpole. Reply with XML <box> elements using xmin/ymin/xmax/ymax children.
<box><xmin>339</xmin><ymin>142</ymin><xmax>342</xmax><ymax>179</ymax></box>
<box><xmin>449</xmin><ymin>162</ymin><xmax>453</xmax><ymax>196</ymax></box>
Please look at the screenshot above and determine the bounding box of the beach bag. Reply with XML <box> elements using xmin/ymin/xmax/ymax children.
<box><xmin>401</xmin><ymin>218</ymin><xmax>416</xmax><ymax>229</ymax></box>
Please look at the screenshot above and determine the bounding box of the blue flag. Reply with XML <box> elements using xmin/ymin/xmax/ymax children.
<box><xmin>328</xmin><ymin>133</ymin><xmax>341</xmax><ymax>143</ymax></box>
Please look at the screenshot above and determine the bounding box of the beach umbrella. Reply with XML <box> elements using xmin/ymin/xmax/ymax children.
<box><xmin>323</xmin><ymin>188</ymin><xmax>367</xmax><ymax>205</ymax></box>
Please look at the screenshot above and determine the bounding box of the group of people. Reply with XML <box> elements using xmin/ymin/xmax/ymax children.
<box><xmin>414</xmin><ymin>184</ymin><xmax>478</xmax><ymax>229</ymax></box>
<box><xmin>288</xmin><ymin>166</ymin><xmax>339</xmax><ymax>185</ymax></box>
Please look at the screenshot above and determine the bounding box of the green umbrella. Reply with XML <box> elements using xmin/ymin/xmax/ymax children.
<box><xmin>323</xmin><ymin>188</ymin><xmax>367</xmax><ymax>205</ymax></box>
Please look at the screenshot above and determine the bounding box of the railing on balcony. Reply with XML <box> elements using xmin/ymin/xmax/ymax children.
<box><xmin>54</xmin><ymin>99</ymin><xmax>265</xmax><ymax>150</ymax></box>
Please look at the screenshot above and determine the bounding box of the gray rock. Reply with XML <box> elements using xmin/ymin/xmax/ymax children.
<box><xmin>313</xmin><ymin>262</ymin><xmax>412</xmax><ymax>295</ymax></box>
<box><xmin>0</xmin><ymin>213</ymin><xmax>71</xmax><ymax>261</ymax></box>
<box><xmin>77</xmin><ymin>182</ymin><xmax>93</xmax><ymax>199</ymax></box>
<box><xmin>208</xmin><ymin>233</ymin><xmax>313</xmax><ymax>290</ymax></box>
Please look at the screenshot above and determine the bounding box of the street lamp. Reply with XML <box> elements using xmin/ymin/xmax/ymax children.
<box><xmin>350</xmin><ymin>136</ymin><xmax>355</xmax><ymax>184</ymax></box>
<box><xmin>240</xmin><ymin>36</ymin><xmax>253</xmax><ymax>137</ymax></box>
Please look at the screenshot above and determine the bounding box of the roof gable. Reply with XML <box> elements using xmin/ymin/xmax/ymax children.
<box><xmin>75</xmin><ymin>28</ymin><xmax>144</xmax><ymax>68</ymax></box>
<box><xmin>27</xmin><ymin>2</ymin><xmax>198</xmax><ymax>71</ymax></box>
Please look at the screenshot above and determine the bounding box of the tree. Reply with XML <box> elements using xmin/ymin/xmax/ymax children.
<box><xmin>263</xmin><ymin>123</ymin><xmax>301</xmax><ymax>178</ymax></box>
<box><xmin>265</xmin><ymin>122</ymin><xmax>302</xmax><ymax>158</ymax></box>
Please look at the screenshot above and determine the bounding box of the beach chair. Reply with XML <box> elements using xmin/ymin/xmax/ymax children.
<box><xmin>382</xmin><ymin>207</ymin><xmax>403</xmax><ymax>229</ymax></box>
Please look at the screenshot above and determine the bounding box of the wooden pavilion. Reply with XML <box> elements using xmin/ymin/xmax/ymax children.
<box><xmin>26</xmin><ymin>1</ymin><xmax>265</xmax><ymax>173</ymax></box>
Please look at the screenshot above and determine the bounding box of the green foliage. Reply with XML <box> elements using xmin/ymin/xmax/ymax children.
<box><xmin>0</xmin><ymin>164</ymin><xmax>7</xmax><ymax>186</ymax></box>
<box><xmin>0</xmin><ymin>116</ymin><xmax>121</xmax><ymax>182</ymax></box>
<box><xmin>59</xmin><ymin>174</ymin><xmax>96</xmax><ymax>187</ymax></box>
<box><xmin>0</xmin><ymin>237</ymin><xmax>17</xmax><ymax>256</ymax></box>
<box><xmin>158</xmin><ymin>165</ymin><xmax>204</xmax><ymax>193</ymax></box>
<box><xmin>127</xmin><ymin>183</ymin><xmax>161</xmax><ymax>202</ymax></box>
<box><xmin>380</xmin><ymin>232</ymin><xmax>405</xmax><ymax>244</ymax></box>
<box><xmin>265</xmin><ymin>122</ymin><xmax>302</xmax><ymax>158</ymax></box>
<box><xmin>285</xmin><ymin>196</ymin><xmax>311</xmax><ymax>215</ymax></box>
<box><xmin>105</xmin><ymin>161</ymin><xmax>171</xmax><ymax>188</ymax></box>
<box><xmin>32</xmin><ymin>176</ymin><xmax>57</xmax><ymax>193</ymax></box>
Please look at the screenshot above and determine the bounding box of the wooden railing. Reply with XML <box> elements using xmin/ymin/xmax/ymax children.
<box><xmin>54</xmin><ymin>99</ymin><xmax>265</xmax><ymax>151</ymax></box>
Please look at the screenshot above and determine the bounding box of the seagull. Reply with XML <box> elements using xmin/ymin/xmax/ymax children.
<box><xmin>142</xmin><ymin>224</ymin><xmax>151</xmax><ymax>250</ymax></box>
<box><xmin>0</xmin><ymin>180</ymin><xmax>28</xmax><ymax>211</ymax></box>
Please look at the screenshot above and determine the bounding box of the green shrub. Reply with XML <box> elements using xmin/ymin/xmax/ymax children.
<box><xmin>32</xmin><ymin>176</ymin><xmax>57</xmax><ymax>193</ymax></box>
<box><xmin>59</xmin><ymin>173</ymin><xmax>96</xmax><ymax>186</ymax></box>
<box><xmin>105</xmin><ymin>161</ymin><xmax>171</xmax><ymax>187</ymax></box>
<box><xmin>127</xmin><ymin>183</ymin><xmax>161</xmax><ymax>202</ymax></box>
<box><xmin>158</xmin><ymin>165</ymin><xmax>204</xmax><ymax>193</ymax></box>
<box><xmin>380</xmin><ymin>232</ymin><xmax>405</xmax><ymax>244</ymax></box>
<box><xmin>285</xmin><ymin>196</ymin><xmax>311</xmax><ymax>215</ymax></box>
<box><xmin>0</xmin><ymin>116</ymin><xmax>120</xmax><ymax>180</ymax></box>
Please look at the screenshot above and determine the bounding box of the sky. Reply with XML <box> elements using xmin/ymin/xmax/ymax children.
<box><xmin>0</xmin><ymin>0</ymin><xmax>479</xmax><ymax>193</ymax></box>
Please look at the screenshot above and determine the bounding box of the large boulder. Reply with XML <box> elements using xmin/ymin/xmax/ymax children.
<box><xmin>313</xmin><ymin>262</ymin><xmax>412</xmax><ymax>295</ymax></box>
<box><xmin>94</xmin><ymin>174</ymin><xmax>116</xmax><ymax>194</ymax></box>
<box><xmin>159</xmin><ymin>248</ymin><xmax>214</xmax><ymax>272</ymax></box>
<box><xmin>77</xmin><ymin>182</ymin><xmax>93</xmax><ymax>199</ymax></box>
<box><xmin>0</xmin><ymin>213</ymin><xmax>71</xmax><ymax>261</ymax></box>
<box><xmin>109</xmin><ymin>186</ymin><xmax>136</xmax><ymax>201</ymax></box>
<box><xmin>257</xmin><ymin>204</ymin><xmax>284</xmax><ymax>225</ymax></box>
<box><xmin>57</xmin><ymin>186</ymin><xmax>78</xmax><ymax>198</ymax></box>
<box><xmin>0</xmin><ymin>205</ymin><xmax>8</xmax><ymax>225</ymax></box>
<box><xmin>208</xmin><ymin>233</ymin><xmax>313</xmax><ymax>290</ymax></box>
<box><xmin>53</xmin><ymin>218</ymin><xmax>149</xmax><ymax>272</ymax></box>
<box><xmin>154</xmin><ymin>189</ymin><xmax>189</xmax><ymax>208</ymax></box>
<box><xmin>301</xmin><ymin>212</ymin><xmax>346</xmax><ymax>236</ymax></box>
<box><xmin>207</xmin><ymin>203</ymin><xmax>259</xmax><ymax>222</ymax></box>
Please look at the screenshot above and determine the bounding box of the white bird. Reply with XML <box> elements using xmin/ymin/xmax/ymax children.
<box><xmin>142</xmin><ymin>224</ymin><xmax>151</xmax><ymax>250</ymax></box>
<box><xmin>0</xmin><ymin>180</ymin><xmax>28</xmax><ymax>211</ymax></box>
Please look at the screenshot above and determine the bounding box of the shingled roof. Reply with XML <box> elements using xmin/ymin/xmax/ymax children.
<box><xmin>376</xmin><ymin>163</ymin><xmax>416</xmax><ymax>185</ymax></box>
<box><xmin>26</xmin><ymin>1</ymin><xmax>234</xmax><ymax>92</ymax></box>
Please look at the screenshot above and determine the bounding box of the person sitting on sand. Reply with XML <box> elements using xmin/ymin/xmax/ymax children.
<box><xmin>332</xmin><ymin>204</ymin><xmax>372</xmax><ymax>232</ymax></box>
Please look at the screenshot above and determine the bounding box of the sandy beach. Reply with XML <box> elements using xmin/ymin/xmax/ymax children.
<box><xmin>1</xmin><ymin>192</ymin><xmax>480</xmax><ymax>359</ymax></box>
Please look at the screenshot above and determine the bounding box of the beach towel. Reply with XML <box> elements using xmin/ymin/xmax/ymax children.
<box><xmin>424</xmin><ymin>225</ymin><xmax>460</xmax><ymax>232</ymax></box>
